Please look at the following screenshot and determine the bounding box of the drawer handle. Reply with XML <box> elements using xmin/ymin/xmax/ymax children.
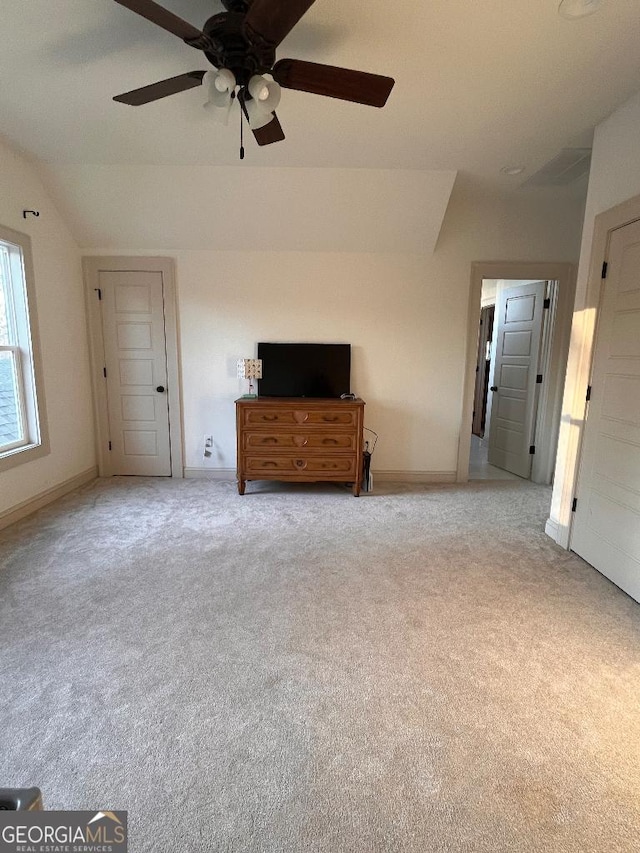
<box><xmin>261</xmin><ymin>437</ymin><xmax>278</xmax><ymax>444</ymax></box>
<box><xmin>322</xmin><ymin>438</ymin><xmax>339</xmax><ymax>445</ymax></box>
<box><xmin>294</xmin><ymin>459</ymin><xmax>307</xmax><ymax>469</ymax></box>
<box><xmin>261</xmin><ymin>414</ymin><xmax>278</xmax><ymax>421</ymax></box>
<box><xmin>322</xmin><ymin>415</ymin><xmax>339</xmax><ymax>422</ymax></box>
<box><xmin>261</xmin><ymin>461</ymin><xmax>278</xmax><ymax>468</ymax></box>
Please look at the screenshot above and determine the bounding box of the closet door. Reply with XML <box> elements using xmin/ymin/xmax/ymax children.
<box><xmin>571</xmin><ymin>218</ymin><xmax>640</xmax><ymax>602</ymax></box>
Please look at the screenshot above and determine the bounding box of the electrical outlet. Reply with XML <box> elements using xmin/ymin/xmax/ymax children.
<box><xmin>204</xmin><ymin>435</ymin><xmax>213</xmax><ymax>448</ymax></box>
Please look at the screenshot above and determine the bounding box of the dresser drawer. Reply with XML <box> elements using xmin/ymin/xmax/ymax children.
<box><xmin>241</xmin><ymin>407</ymin><xmax>358</xmax><ymax>428</ymax></box>
<box><xmin>244</xmin><ymin>455</ymin><xmax>358</xmax><ymax>477</ymax></box>
<box><xmin>243</xmin><ymin>432</ymin><xmax>357</xmax><ymax>451</ymax></box>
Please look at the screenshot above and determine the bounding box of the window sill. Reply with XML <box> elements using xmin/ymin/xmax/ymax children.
<box><xmin>0</xmin><ymin>439</ymin><xmax>50</xmax><ymax>474</ymax></box>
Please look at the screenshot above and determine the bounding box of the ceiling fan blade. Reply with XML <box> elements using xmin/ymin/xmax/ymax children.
<box><xmin>252</xmin><ymin>113</ymin><xmax>286</xmax><ymax>146</ymax></box>
<box><xmin>273</xmin><ymin>59</ymin><xmax>394</xmax><ymax>107</ymax></box>
<box><xmin>113</xmin><ymin>0</ymin><xmax>212</xmax><ymax>48</ymax></box>
<box><xmin>113</xmin><ymin>71</ymin><xmax>206</xmax><ymax>105</ymax></box>
<box><xmin>244</xmin><ymin>0</ymin><xmax>316</xmax><ymax>48</ymax></box>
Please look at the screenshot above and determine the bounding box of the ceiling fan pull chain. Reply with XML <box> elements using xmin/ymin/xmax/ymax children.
<box><xmin>239</xmin><ymin>92</ymin><xmax>245</xmax><ymax>160</ymax></box>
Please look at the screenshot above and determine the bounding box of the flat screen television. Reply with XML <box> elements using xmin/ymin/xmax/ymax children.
<box><xmin>257</xmin><ymin>342</ymin><xmax>351</xmax><ymax>398</ymax></box>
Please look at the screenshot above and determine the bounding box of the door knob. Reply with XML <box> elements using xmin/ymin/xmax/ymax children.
<box><xmin>490</xmin><ymin>385</ymin><xmax>498</xmax><ymax>392</ymax></box>
<box><xmin>156</xmin><ymin>385</ymin><xmax>166</xmax><ymax>393</ymax></box>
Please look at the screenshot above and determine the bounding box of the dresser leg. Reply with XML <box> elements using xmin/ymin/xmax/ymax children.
<box><xmin>353</xmin><ymin>480</ymin><xmax>361</xmax><ymax>497</ymax></box>
<box><xmin>238</xmin><ymin>479</ymin><xmax>246</xmax><ymax>495</ymax></box>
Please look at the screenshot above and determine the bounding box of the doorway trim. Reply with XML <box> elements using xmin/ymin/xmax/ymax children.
<box><xmin>547</xmin><ymin>192</ymin><xmax>640</xmax><ymax>548</ymax></box>
<box><xmin>458</xmin><ymin>261</ymin><xmax>575</xmax><ymax>482</ymax></box>
<box><xmin>471</xmin><ymin>305</ymin><xmax>494</xmax><ymax>438</ymax></box>
<box><xmin>82</xmin><ymin>256</ymin><xmax>184</xmax><ymax>478</ymax></box>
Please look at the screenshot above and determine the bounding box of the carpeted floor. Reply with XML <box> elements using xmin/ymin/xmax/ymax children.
<box><xmin>0</xmin><ymin>477</ymin><xmax>638</xmax><ymax>852</ymax></box>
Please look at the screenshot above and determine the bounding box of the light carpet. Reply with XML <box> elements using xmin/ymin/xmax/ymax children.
<box><xmin>0</xmin><ymin>477</ymin><xmax>639</xmax><ymax>852</ymax></box>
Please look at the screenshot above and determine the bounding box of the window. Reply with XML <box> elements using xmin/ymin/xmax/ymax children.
<box><xmin>0</xmin><ymin>225</ymin><xmax>48</xmax><ymax>471</ymax></box>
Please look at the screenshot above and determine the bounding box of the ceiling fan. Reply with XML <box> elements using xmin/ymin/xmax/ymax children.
<box><xmin>112</xmin><ymin>0</ymin><xmax>395</xmax><ymax>149</ymax></box>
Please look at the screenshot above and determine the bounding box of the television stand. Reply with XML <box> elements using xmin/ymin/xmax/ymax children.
<box><xmin>235</xmin><ymin>397</ymin><xmax>365</xmax><ymax>496</ymax></box>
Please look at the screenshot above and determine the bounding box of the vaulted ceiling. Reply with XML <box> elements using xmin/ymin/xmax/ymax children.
<box><xmin>2</xmin><ymin>0</ymin><xmax>639</xmax><ymax>192</ymax></box>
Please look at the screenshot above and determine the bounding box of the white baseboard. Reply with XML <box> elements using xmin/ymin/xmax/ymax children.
<box><xmin>184</xmin><ymin>467</ymin><xmax>456</xmax><ymax>484</ymax></box>
<box><xmin>374</xmin><ymin>470</ymin><xmax>457</xmax><ymax>483</ymax></box>
<box><xmin>184</xmin><ymin>467</ymin><xmax>236</xmax><ymax>480</ymax></box>
<box><xmin>0</xmin><ymin>467</ymin><xmax>98</xmax><ymax>532</ymax></box>
<box><xmin>545</xmin><ymin>517</ymin><xmax>559</xmax><ymax>541</ymax></box>
<box><xmin>546</xmin><ymin>516</ymin><xmax>571</xmax><ymax>549</ymax></box>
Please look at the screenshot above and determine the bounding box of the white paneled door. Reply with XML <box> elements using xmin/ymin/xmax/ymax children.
<box><xmin>571</xmin><ymin>219</ymin><xmax>640</xmax><ymax>602</ymax></box>
<box><xmin>99</xmin><ymin>270</ymin><xmax>171</xmax><ymax>476</ymax></box>
<box><xmin>488</xmin><ymin>281</ymin><xmax>546</xmax><ymax>478</ymax></box>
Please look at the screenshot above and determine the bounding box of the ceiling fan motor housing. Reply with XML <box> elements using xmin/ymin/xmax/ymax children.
<box><xmin>203</xmin><ymin>12</ymin><xmax>276</xmax><ymax>85</ymax></box>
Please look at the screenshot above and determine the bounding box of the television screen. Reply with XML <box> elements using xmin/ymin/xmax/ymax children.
<box><xmin>257</xmin><ymin>343</ymin><xmax>351</xmax><ymax>398</ymax></box>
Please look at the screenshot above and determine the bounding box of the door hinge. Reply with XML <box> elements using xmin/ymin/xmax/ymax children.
<box><xmin>543</xmin><ymin>297</ymin><xmax>551</xmax><ymax>309</ymax></box>
<box><xmin>586</xmin><ymin>385</ymin><xmax>592</xmax><ymax>402</ymax></box>
<box><xmin>536</xmin><ymin>374</ymin><xmax>543</xmax><ymax>384</ymax></box>
<box><xmin>529</xmin><ymin>445</ymin><xmax>536</xmax><ymax>455</ymax></box>
<box><xmin>601</xmin><ymin>261</ymin><xmax>608</xmax><ymax>279</ymax></box>
<box><xmin>571</xmin><ymin>497</ymin><xmax>578</xmax><ymax>512</ymax></box>
<box><xmin>103</xmin><ymin>366</ymin><xmax>107</xmax><ymax>378</ymax></box>
<box><xmin>108</xmin><ymin>441</ymin><xmax>112</xmax><ymax>451</ymax></box>
<box><xmin>94</xmin><ymin>287</ymin><xmax>102</xmax><ymax>300</ymax></box>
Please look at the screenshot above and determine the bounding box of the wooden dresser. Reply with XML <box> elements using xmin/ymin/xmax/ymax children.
<box><xmin>235</xmin><ymin>397</ymin><xmax>365</xmax><ymax>496</ymax></box>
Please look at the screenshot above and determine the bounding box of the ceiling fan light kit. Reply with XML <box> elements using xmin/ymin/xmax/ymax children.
<box><xmin>212</xmin><ymin>68</ymin><xmax>236</xmax><ymax>96</ymax></box>
<box><xmin>202</xmin><ymin>70</ymin><xmax>236</xmax><ymax>124</ymax></box>
<box><xmin>248</xmin><ymin>75</ymin><xmax>280</xmax><ymax>109</ymax></box>
<box><xmin>245</xmin><ymin>75</ymin><xmax>281</xmax><ymax>128</ymax></box>
<box><xmin>203</xmin><ymin>68</ymin><xmax>235</xmax><ymax>106</ymax></box>
<box><xmin>112</xmin><ymin>0</ymin><xmax>394</xmax><ymax>153</ymax></box>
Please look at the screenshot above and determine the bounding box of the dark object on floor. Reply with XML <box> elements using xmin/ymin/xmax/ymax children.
<box><xmin>0</xmin><ymin>787</ymin><xmax>43</xmax><ymax>810</ymax></box>
<box><xmin>361</xmin><ymin>428</ymin><xmax>378</xmax><ymax>492</ymax></box>
<box><xmin>362</xmin><ymin>448</ymin><xmax>372</xmax><ymax>492</ymax></box>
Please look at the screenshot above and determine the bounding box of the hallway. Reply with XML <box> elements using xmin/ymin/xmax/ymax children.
<box><xmin>469</xmin><ymin>434</ymin><xmax>523</xmax><ymax>481</ymax></box>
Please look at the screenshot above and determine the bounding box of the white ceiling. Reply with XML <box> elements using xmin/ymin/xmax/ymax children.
<box><xmin>1</xmin><ymin>0</ymin><xmax>639</xmax><ymax>190</ymax></box>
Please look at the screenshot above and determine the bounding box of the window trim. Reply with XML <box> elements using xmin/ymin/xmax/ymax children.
<box><xmin>0</xmin><ymin>224</ymin><xmax>49</xmax><ymax>473</ymax></box>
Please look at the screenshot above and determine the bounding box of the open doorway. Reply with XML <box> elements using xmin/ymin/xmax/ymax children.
<box><xmin>469</xmin><ymin>298</ymin><xmax>518</xmax><ymax>480</ymax></box>
<box><xmin>458</xmin><ymin>263</ymin><xmax>576</xmax><ymax>484</ymax></box>
<box><xmin>470</xmin><ymin>279</ymin><xmax>550</xmax><ymax>481</ymax></box>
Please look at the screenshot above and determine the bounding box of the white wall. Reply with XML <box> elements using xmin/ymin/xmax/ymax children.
<box><xmin>549</xmin><ymin>90</ymin><xmax>640</xmax><ymax>542</ymax></box>
<box><xmin>177</xmin><ymin>249</ymin><xmax>460</xmax><ymax>475</ymax></box>
<box><xmin>79</xmin><ymin>181</ymin><xmax>584</xmax><ymax>479</ymax></box>
<box><xmin>0</xmin><ymin>137</ymin><xmax>95</xmax><ymax>517</ymax></box>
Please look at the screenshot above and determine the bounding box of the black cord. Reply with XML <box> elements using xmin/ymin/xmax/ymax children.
<box><xmin>364</xmin><ymin>428</ymin><xmax>378</xmax><ymax>454</ymax></box>
<box><xmin>239</xmin><ymin>95</ymin><xmax>245</xmax><ymax>161</ymax></box>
